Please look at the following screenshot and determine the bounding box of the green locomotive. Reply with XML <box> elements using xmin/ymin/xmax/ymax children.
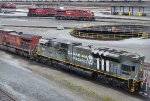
<box><xmin>35</xmin><ymin>38</ymin><xmax>148</xmax><ymax>95</ymax></box>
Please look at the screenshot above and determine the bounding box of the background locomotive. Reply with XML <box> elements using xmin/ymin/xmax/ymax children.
<box><xmin>28</xmin><ymin>6</ymin><xmax>95</xmax><ymax>21</ymax></box>
<box><xmin>27</xmin><ymin>4</ymin><xmax>58</xmax><ymax>17</ymax></box>
<box><xmin>55</xmin><ymin>9</ymin><xmax>95</xmax><ymax>21</ymax></box>
<box><xmin>0</xmin><ymin>28</ymin><xmax>148</xmax><ymax>96</ymax></box>
<box><xmin>28</xmin><ymin>7</ymin><xmax>57</xmax><ymax>17</ymax></box>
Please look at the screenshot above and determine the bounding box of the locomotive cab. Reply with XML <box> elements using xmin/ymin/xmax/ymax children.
<box><xmin>20</xmin><ymin>34</ymin><xmax>42</xmax><ymax>56</ymax></box>
<box><xmin>91</xmin><ymin>47</ymin><xmax>148</xmax><ymax>94</ymax></box>
<box><xmin>121</xmin><ymin>54</ymin><xmax>148</xmax><ymax>94</ymax></box>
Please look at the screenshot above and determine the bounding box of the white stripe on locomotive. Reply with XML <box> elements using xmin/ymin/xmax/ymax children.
<box><xmin>106</xmin><ymin>60</ymin><xmax>110</xmax><ymax>72</ymax></box>
<box><xmin>101</xmin><ymin>59</ymin><xmax>104</xmax><ymax>71</ymax></box>
<box><xmin>97</xmin><ymin>58</ymin><xmax>100</xmax><ymax>70</ymax></box>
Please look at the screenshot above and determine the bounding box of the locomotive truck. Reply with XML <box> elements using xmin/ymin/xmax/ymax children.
<box><xmin>0</xmin><ymin>29</ymin><xmax>148</xmax><ymax>96</ymax></box>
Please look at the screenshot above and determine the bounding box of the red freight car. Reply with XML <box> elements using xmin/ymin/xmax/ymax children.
<box><xmin>55</xmin><ymin>9</ymin><xmax>95</xmax><ymax>21</ymax></box>
<box><xmin>1</xmin><ymin>2</ymin><xmax>16</xmax><ymax>9</ymax></box>
<box><xmin>28</xmin><ymin>8</ymin><xmax>57</xmax><ymax>17</ymax></box>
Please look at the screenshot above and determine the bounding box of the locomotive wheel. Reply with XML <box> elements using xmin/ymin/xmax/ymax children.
<box><xmin>35</xmin><ymin>56</ymin><xmax>39</xmax><ymax>62</ymax></box>
<box><xmin>82</xmin><ymin>18</ymin><xmax>86</xmax><ymax>21</ymax></box>
<box><xmin>77</xmin><ymin>17</ymin><xmax>80</xmax><ymax>21</ymax></box>
<box><xmin>81</xmin><ymin>18</ymin><xmax>84</xmax><ymax>21</ymax></box>
<box><xmin>88</xmin><ymin>17</ymin><xmax>93</xmax><ymax>21</ymax></box>
<box><xmin>62</xmin><ymin>16</ymin><xmax>65</xmax><ymax>20</ymax></box>
<box><xmin>70</xmin><ymin>17</ymin><xmax>73</xmax><ymax>20</ymax></box>
<box><xmin>33</xmin><ymin>14</ymin><xmax>36</xmax><ymax>17</ymax></box>
<box><xmin>28</xmin><ymin>14</ymin><xmax>32</xmax><ymax>17</ymax></box>
<box><xmin>92</xmin><ymin>72</ymin><xmax>98</xmax><ymax>80</ymax></box>
<box><xmin>31</xmin><ymin>14</ymin><xmax>34</xmax><ymax>17</ymax></box>
<box><xmin>92</xmin><ymin>17</ymin><xmax>95</xmax><ymax>21</ymax></box>
<box><xmin>59</xmin><ymin>16</ymin><xmax>62</xmax><ymax>20</ymax></box>
<box><xmin>85</xmin><ymin>18</ymin><xmax>88</xmax><ymax>21</ymax></box>
<box><xmin>55</xmin><ymin>16</ymin><xmax>59</xmax><ymax>20</ymax></box>
<box><xmin>110</xmin><ymin>80</ymin><xmax>117</xmax><ymax>88</ymax></box>
<box><xmin>27</xmin><ymin>14</ymin><xmax>30</xmax><ymax>17</ymax></box>
<box><xmin>78</xmin><ymin>17</ymin><xmax>81</xmax><ymax>21</ymax></box>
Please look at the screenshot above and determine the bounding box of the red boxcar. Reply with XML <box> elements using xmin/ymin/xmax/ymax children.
<box><xmin>28</xmin><ymin>8</ymin><xmax>57</xmax><ymax>17</ymax></box>
<box><xmin>55</xmin><ymin>9</ymin><xmax>95</xmax><ymax>21</ymax></box>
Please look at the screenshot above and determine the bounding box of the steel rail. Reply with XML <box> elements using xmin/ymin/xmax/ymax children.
<box><xmin>0</xmin><ymin>88</ymin><xmax>17</xmax><ymax>101</ymax></box>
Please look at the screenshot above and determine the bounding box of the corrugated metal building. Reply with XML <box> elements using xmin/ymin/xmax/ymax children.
<box><xmin>111</xmin><ymin>1</ymin><xmax>150</xmax><ymax>16</ymax></box>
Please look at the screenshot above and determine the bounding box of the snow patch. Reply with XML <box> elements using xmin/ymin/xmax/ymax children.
<box><xmin>0</xmin><ymin>57</ymin><xmax>31</xmax><ymax>73</ymax></box>
<box><xmin>0</xmin><ymin>81</ymin><xmax>30</xmax><ymax>101</ymax></box>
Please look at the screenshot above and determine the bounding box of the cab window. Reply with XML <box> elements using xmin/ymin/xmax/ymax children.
<box><xmin>122</xmin><ymin>64</ymin><xmax>135</xmax><ymax>72</ymax></box>
<box><xmin>122</xmin><ymin>64</ymin><xmax>130</xmax><ymax>72</ymax></box>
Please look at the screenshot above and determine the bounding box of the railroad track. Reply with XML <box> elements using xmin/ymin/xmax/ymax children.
<box><xmin>1</xmin><ymin>15</ymin><xmax>150</xmax><ymax>22</ymax></box>
<box><xmin>1</xmin><ymin>25</ymin><xmax>73</xmax><ymax>29</ymax></box>
<box><xmin>0</xmin><ymin>24</ymin><xmax>145</xmax><ymax>30</ymax></box>
<box><xmin>0</xmin><ymin>88</ymin><xmax>17</xmax><ymax>101</ymax></box>
<box><xmin>144</xmin><ymin>63</ymin><xmax>150</xmax><ymax>70</ymax></box>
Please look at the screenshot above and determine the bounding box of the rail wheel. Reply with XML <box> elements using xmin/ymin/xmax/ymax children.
<box><xmin>59</xmin><ymin>16</ymin><xmax>62</xmax><ymax>20</ymax></box>
<box><xmin>92</xmin><ymin>72</ymin><xmax>98</xmax><ymax>80</ymax></box>
<box><xmin>55</xmin><ymin>16</ymin><xmax>59</xmax><ymax>20</ymax></box>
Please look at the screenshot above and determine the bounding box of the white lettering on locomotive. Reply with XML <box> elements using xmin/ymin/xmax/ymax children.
<box><xmin>68</xmin><ymin>51</ymin><xmax>93</xmax><ymax>65</ymax></box>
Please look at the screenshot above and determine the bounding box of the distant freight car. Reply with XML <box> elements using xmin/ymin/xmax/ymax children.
<box><xmin>0</xmin><ymin>2</ymin><xmax>16</xmax><ymax>9</ymax></box>
<box><xmin>55</xmin><ymin>9</ymin><xmax>95</xmax><ymax>21</ymax></box>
